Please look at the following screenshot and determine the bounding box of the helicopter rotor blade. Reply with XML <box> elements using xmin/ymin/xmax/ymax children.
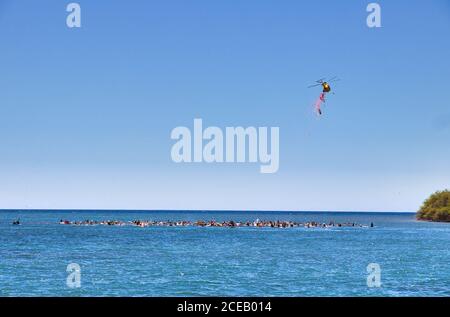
<box><xmin>308</xmin><ymin>83</ymin><xmax>322</xmax><ymax>88</ymax></box>
<box><xmin>328</xmin><ymin>78</ymin><xmax>340</xmax><ymax>83</ymax></box>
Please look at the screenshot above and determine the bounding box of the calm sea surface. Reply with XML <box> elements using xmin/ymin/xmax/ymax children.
<box><xmin>0</xmin><ymin>210</ymin><xmax>449</xmax><ymax>296</ymax></box>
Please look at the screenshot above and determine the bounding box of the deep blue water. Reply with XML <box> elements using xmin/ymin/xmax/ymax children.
<box><xmin>0</xmin><ymin>210</ymin><xmax>449</xmax><ymax>296</ymax></box>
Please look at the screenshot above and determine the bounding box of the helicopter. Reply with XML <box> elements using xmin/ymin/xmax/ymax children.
<box><xmin>307</xmin><ymin>76</ymin><xmax>340</xmax><ymax>115</ymax></box>
<box><xmin>307</xmin><ymin>76</ymin><xmax>340</xmax><ymax>93</ymax></box>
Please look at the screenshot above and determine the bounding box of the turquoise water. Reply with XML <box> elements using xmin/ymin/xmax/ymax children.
<box><xmin>0</xmin><ymin>210</ymin><xmax>449</xmax><ymax>296</ymax></box>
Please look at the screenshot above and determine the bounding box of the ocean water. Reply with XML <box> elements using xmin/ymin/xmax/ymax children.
<box><xmin>0</xmin><ymin>210</ymin><xmax>449</xmax><ymax>297</ymax></box>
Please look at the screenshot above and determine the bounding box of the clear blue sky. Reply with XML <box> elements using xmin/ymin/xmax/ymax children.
<box><xmin>0</xmin><ymin>0</ymin><xmax>449</xmax><ymax>211</ymax></box>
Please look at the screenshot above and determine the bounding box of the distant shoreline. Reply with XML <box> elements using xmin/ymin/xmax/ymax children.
<box><xmin>417</xmin><ymin>218</ymin><xmax>450</xmax><ymax>223</ymax></box>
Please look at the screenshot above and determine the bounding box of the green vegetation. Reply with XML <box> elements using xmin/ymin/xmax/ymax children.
<box><xmin>417</xmin><ymin>190</ymin><xmax>450</xmax><ymax>222</ymax></box>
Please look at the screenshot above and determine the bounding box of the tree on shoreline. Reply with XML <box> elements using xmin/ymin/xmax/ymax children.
<box><xmin>417</xmin><ymin>190</ymin><xmax>450</xmax><ymax>222</ymax></box>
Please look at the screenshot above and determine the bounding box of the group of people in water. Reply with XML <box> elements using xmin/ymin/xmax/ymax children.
<box><xmin>59</xmin><ymin>219</ymin><xmax>373</xmax><ymax>228</ymax></box>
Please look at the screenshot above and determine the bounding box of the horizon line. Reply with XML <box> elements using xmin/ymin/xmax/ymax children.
<box><xmin>0</xmin><ymin>208</ymin><xmax>416</xmax><ymax>213</ymax></box>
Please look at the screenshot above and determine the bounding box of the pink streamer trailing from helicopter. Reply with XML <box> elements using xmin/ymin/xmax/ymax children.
<box><xmin>314</xmin><ymin>92</ymin><xmax>326</xmax><ymax>115</ymax></box>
